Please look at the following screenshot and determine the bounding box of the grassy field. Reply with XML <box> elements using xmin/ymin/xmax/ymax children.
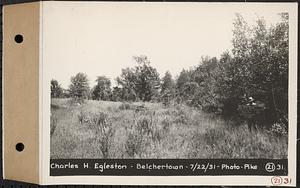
<box><xmin>50</xmin><ymin>98</ymin><xmax>288</xmax><ymax>159</ymax></box>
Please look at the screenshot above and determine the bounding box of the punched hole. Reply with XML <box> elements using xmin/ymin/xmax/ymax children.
<box><xmin>14</xmin><ymin>34</ymin><xmax>23</xmax><ymax>43</ymax></box>
<box><xmin>16</xmin><ymin>143</ymin><xmax>24</xmax><ymax>152</ymax></box>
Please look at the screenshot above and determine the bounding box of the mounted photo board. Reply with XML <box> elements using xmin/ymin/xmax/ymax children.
<box><xmin>2</xmin><ymin>1</ymin><xmax>298</xmax><ymax>186</ymax></box>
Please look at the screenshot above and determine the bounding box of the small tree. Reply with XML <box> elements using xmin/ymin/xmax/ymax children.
<box><xmin>51</xmin><ymin>79</ymin><xmax>63</xmax><ymax>98</ymax></box>
<box><xmin>116</xmin><ymin>68</ymin><xmax>138</xmax><ymax>101</ymax></box>
<box><xmin>116</xmin><ymin>56</ymin><xmax>160</xmax><ymax>102</ymax></box>
<box><xmin>92</xmin><ymin>76</ymin><xmax>112</xmax><ymax>101</ymax></box>
<box><xmin>176</xmin><ymin>69</ymin><xmax>191</xmax><ymax>97</ymax></box>
<box><xmin>111</xmin><ymin>86</ymin><xmax>123</xmax><ymax>101</ymax></box>
<box><xmin>161</xmin><ymin>71</ymin><xmax>175</xmax><ymax>93</ymax></box>
<box><xmin>69</xmin><ymin>72</ymin><xmax>89</xmax><ymax>103</ymax></box>
<box><xmin>161</xmin><ymin>71</ymin><xmax>175</xmax><ymax>105</ymax></box>
<box><xmin>133</xmin><ymin>56</ymin><xmax>161</xmax><ymax>101</ymax></box>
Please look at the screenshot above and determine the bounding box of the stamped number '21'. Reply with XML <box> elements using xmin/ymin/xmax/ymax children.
<box><xmin>271</xmin><ymin>177</ymin><xmax>292</xmax><ymax>186</ymax></box>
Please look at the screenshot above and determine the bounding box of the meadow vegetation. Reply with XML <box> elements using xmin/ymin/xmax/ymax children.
<box><xmin>50</xmin><ymin>98</ymin><xmax>287</xmax><ymax>159</ymax></box>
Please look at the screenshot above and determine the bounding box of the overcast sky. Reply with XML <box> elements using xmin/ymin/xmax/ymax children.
<box><xmin>43</xmin><ymin>2</ymin><xmax>286</xmax><ymax>88</ymax></box>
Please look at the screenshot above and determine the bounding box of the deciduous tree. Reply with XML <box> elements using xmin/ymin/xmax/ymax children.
<box><xmin>51</xmin><ymin>79</ymin><xmax>63</xmax><ymax>98</ymax></box>
<box><xmin>69</xmin><ymin>72</ymin><xmax>89</xmax><ymax>103</ymax></box>
<box><xmin>92</xmin><ymin>76</ymin><xmax>112</xmax><ymax>101</ymax></box>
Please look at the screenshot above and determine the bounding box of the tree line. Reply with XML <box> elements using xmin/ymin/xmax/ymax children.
<box><xmin>51</xmin><ymin>13</ymin><xmax>288</xmax><ymax>129</ymax></box>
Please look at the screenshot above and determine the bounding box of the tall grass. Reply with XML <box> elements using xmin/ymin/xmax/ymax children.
<box><xmin>50</xmin><ymin>98</ymin><xmax>288</xmax><ymax>159</ymax></box>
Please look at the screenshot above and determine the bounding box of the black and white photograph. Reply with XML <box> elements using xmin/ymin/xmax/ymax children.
<box><xmin>49</xmin><ymin>3</ymin><xmax>290</xmax><ymax>161</ymax></box>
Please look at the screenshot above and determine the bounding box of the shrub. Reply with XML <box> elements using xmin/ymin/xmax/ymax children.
<box><xmin>190</xmin><ymin>124</ymin><xmax>288</xmax><ymax>158</ymax></box>
<box><xmin>89</xmin><ymin>112</ymin><xmax>109</xmax><ymax>134</ymax></box>
<box><xmin>173</xmin><ymin>104</ymin><xmax>189</xmax><ymax>124</ymax></box>
<box><xmin>90</xmin><ymin>111</ymin><xmax>115</xmax><ymax>158</ymax></box>
<box><xmin>161</xmin><ymin>117</ymin><xmax>171</xmax><ymax>133</ymax></box>
<box><xmin>77</xmin><ymin>111</ymin><xmax>115</xmax><ymax>158</ymax></box>
<box><xmin>119</xmin><ymin>102</ymin><xmax>132</xmax><ymax>110</ymax></box>
<box><xmin>136</xmin><ymin>116</ymin><xmax>153</xmax><ymax>135</ymax></box>
<box><xmin>125</xmin><ymin>128</ymin><xmax>144</xmax><ymax>158</ymax></box>
<box><xmin>134</xmin><ymin>104</ymin><xmax>147</xmax><ymax>113</ymax></box>
<box><xmin>150</xmin><ymin>127</ymin><xmax>163</xmax><ymax>143</ymax></box>
<box><xmin>161</xmin><ymin>90</ymin><xmax>173</xmax><ymax>106</ymax></box>
<box><xmin>68</xmin><ymin>98</ymin><xmax>85</xmax><ymax>107</ymax></box>
<box><xmin>125</xmin><ymin>110</ymin><xmax>165</xmax><ymax>157</ymax></box>
<box><xmin>77</xmin><ymin>111</ymin><xmax>86</xmax><ymax>124</ymax></box>
<box><xmin>97</xmin><ymin>125</ymin><xmax>115</xmax><ymax>158</ymax></box>
<box><xmin>237</xmin><ymin>102</ymin><xmax>270</xmax><ymax>130</ymax></box>
<box><xmin>267</xmin><ymin>121</ymin><xmax>288</xmax><ymax>137</ymax></box>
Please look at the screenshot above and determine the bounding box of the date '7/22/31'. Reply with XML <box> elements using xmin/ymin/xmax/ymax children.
<box><xmin>190</xmin><ymin>163</ymin><xmax>259</xmax><ymax>172</ymax></box>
